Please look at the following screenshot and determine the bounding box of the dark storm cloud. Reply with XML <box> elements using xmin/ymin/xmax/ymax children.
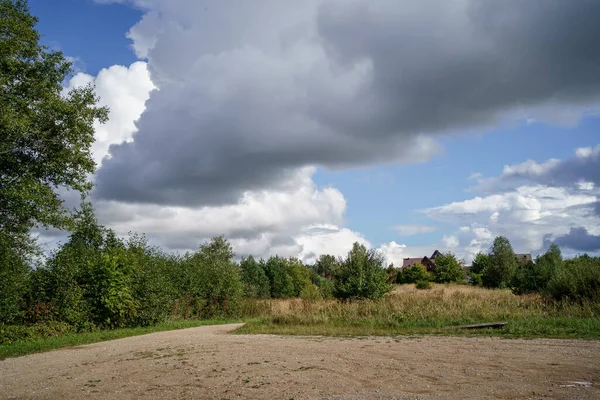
<box><xmin>94</xmin><ymin>0</ymin><xmax>600</xmax><ymax>206</ymax></box>
<box><xmin>554</xmin><ymin>227</ymin><xmax>600</xmax><ymax>253</ymax></box>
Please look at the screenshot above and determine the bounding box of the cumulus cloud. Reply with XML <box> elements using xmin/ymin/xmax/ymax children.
<box><xmin>426</xmin><ymin>181</ymin><xmax>600</xmax><ymax>259</ymax></box>
<box><xmin>554</xmin><ymin>227</ymin><xmax>600</xmax><ymax>253</ymax></box>
<box><xmin>475</xmin><ymin>145</ymin><xmax>600</xmax><ymax>194</ymax></box>
<box><xmin>91</xmin><ymin>0</ymin><xmax>600</xmax><ymax>207</ymax></box>
<box><xmin>64</xmin><ymin>62</ymin><xmax>155</xmax><ymax>167</ymax></box>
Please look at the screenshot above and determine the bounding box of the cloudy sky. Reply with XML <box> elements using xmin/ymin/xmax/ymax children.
<box><xmin>30</xmin><ymin>0</ymin><xmax>600</xmax><ymax>264</ymax></box>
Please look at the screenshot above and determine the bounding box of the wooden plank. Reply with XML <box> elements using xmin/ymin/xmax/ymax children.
<box><xmin>450</xmin><ymin>322</ymin><xmax>507</xmax><ymax>329</ymax></box>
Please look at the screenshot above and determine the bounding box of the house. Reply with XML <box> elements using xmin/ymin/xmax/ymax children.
<box><xmin>402</xmin><ymin>250</ymin><xmax>441</xmax><ymax>272</ymax></box>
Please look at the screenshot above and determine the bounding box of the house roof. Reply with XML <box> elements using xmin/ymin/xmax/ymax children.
<box><xmin>402</xmin><ymin>258</ymin><xmax>423</xmax><ymax>268</ymax></box>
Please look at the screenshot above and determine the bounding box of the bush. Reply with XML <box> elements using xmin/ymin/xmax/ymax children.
<box><xmin>333</xmin><ymin>242</ymin><xmax>392</xmax><ymax>300</ymax></box>
<box><xmin>397</xmin><ymin>263</ymin><xmax>431</xmax><ymax>284</ymax></box>
<box><xmin>546</xmin><ymin>255</ymin><xmax>600</xmax><ymax>303</ymax></box>
<box><xmin>0</xmin><ymin>321</ymin><xmax>75</xmax><ymax>345</ymax></box>
<box><xmin>432</xmin><ymin>252</ymin><xmax>465</xmax><ymax>283</ymax></box>
<box><xmin>415</xmin><ymin>280</ymin><xmax>432</xmax><ymax>290</ymax></box>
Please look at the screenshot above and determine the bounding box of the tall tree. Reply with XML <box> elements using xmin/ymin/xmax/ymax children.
<box><xmin>0</xmin><ymin>0</ymin><xmax>108</xmax><ymax>239</ymax></box>
<box><xmin>482</xmin><ymin>236</ymin><xmax>518</xmax><ymax>288</ymax></box>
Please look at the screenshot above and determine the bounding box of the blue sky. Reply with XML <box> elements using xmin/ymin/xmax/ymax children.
<box><xmin>31</xmin><ymin>0</ymin><xmax>600</xmax><ymax>263</ymax></box>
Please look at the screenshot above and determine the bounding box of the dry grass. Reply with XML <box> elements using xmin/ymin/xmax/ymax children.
<box><xmin>238</xmin><ymin>284</ymin><xmax>600</xmax><ymax>338</ymax></box>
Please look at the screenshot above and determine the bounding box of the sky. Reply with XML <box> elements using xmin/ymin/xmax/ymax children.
<box><xmin>29</xmin><ymin>0</ymin><xmax>600</xmax><ymax>265</ymax></box>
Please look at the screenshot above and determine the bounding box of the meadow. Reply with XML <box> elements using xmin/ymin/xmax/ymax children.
<box><xmin>238</xmin><ymin>284</ymin><xmax>600</xmax><ymax>339</ymax></box>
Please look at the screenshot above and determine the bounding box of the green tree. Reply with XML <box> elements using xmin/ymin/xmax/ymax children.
<box><xmin>432</xmin><ymin>252</ymin><xmax>465</xmax><ymax>283</ymax></box>
<box><xmin>333</xmin><ymin>242</ymin><xmax>391</xmax><ymax>300</ymax></box>
<box><xmin>1</xmin><ymin>0</ymin><xmax>108</xmax><ymax>238</ymax></box>
<box><xmin>0</xmin><ymin>231</ymin><xmax>31</xmax><ymax>324</ymax></box>
<box><xmin>313</xmin><ymin>254</ymin><xmax>339</xmax><ymax>277</ymax></box>
<box><xmin>482</xmin><ymin>236</ymin><xmax>518</xmax><ymax>288</ymax></box>
<box><xmin>186</xmin><ymin>236</ymin><xmax>243</xmax><ymax>317</ymax></box>
<box><xmin>546</xmin><ymin>254</ymin><xmax>600</xmax><ymax>302</ymax></box>
<box><xmin>470</xmin><ymin>252</ymin><xmax>490</xmax><ymax>275</ymax></box>
<box><xmin>397</xmin><ymin>263</ymin><xmax>431</xmax><ymax>284</ymax></box>
<box><xmin>240</xmin><ymin>255</ymin><xmax>270</xmax><ymax>298</ymax></box>
<box><xmin>284</xmin><ymin>257</ymin><xmax>313</xmax><ymax>297</ymax></box>
<box><xmin>468</xmin><ymin>252</ymin><xmax>489</xmax><ymax>286</ymax></box>
<box><xmin>264</xmin><ymin>256</ymin><xmax>294</xmax><ymax>298</ymax></box>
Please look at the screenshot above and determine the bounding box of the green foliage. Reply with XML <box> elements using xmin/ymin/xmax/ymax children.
<box><xmin>183</xmin><ymin>236</ymin><xmax>243</xmax><ymax>318</ymax></box>
<box><xmin>482</xmin><ymin>236</ymin><xmax>518</xmax><ymax>288</ymax></box>
<box><xmin>397</xmin><ymin>263</ymin><xmax>431</xmax><ymax>284</ymax></box>
<box><xmin>546</xmin><ymin>255</ymin><xmax>600</xmax><ymax>303</ymax></box>
<box><xmin>263</xmin><ymin>256</ymin><xmax>294</xmax><ymax>298</ymax></box>
<box><xmin>0</xmin><ymin>0</ymin><xmax>108</xmax><ymax>237</ymax></box>
<box><xmin>431</xmin><ymin>252</ymin><xmax>465</xmax><ymax>283</ymax></box>
<box><xmin>333</xmin><ymin>242</ymin><xmax>391</xmax><ymax>300</ymax></box>
<box><xmin>470</xmin><ymin>252</ymin><xmax>490</xmax><ymax>275</ymax></box>
<box><xmin>386</xmin><ymin>264</ymin><xmax>398</xmax><ymax>283</ymax></box>
<box><xmin>285</xmin><ymin>257</ymin><xmax>313</xmax><ymax>297</ymax></box>
<box><xmin>0</xmin><ymin>231</ymin><xmax>31</xmax><ymax>324</ymax></box>
<box><xmin>126</xmin><ymin>235</ymin><xmax>177</xmax><ymax>326</ymax></box>
<box><xmin>313</xmin><ymin>254</ymin><xmax>339</xmax><ymax>277</ymax></box>
<box><xmin>240</xmin><ymin>256</ymin><xmax>270</xmax><ymax>298</ymax></box>
<box><xmin>415</xmin><ymin>280</ymin><xmax>432</xmax><ymax>290</ymax></box>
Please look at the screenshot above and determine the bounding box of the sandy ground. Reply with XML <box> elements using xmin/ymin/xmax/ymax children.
<box><xmin>1</xmin><ymin>324</ymin><xmax>599</xmax><ymax>400</ymax></box>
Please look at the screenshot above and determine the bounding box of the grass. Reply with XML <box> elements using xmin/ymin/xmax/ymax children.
<box><xmin>0</xmin><ymin>319</ymin><xmax>236</xmax><ymax>360</ymax></box>
<box><xmin>235</xmin><ymin>284</ymin><xmax>600</xmax><ymax>339</ymax></box>
<box><xmin>3</xmin><ymin>285</ymin><xmax>599</xmax><ymax>360</ymax></box>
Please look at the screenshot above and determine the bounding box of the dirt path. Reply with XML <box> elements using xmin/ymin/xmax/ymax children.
<box><xmin>1</xmin><ymin>324</ymin><xmax>599</xmax><ymax>399</ymax></box>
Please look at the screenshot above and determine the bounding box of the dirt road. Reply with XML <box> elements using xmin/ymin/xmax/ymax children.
<box><xmin>1</xmin><ymin>323</ymin><xmax>599</xmax><ymax>399</ymax></box>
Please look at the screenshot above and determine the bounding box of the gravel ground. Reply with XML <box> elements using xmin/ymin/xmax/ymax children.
<box><xmin>1</xmin><ymin>323</ymin><xmax>599</xmax><ymax>399</ymax></box>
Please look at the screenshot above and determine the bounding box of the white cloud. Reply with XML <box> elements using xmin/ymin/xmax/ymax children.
<box><xmin>442</xmin><ymin>235</ymin><xmax>459</xmax><ymax>248</ymax></box>
<box><xmin>64</xmin><ymin>62</ymin><xmax>155</xmax><ymax>167</ymax></box>
<box><xmin>426</xmin><ymin>185</ymin><xmax>600</xmax><ymax>258</ymax></box>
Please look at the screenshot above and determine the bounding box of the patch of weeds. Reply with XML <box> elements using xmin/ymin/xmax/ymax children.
<box><xmin>242</xmin><ymin>377</ymin><xmax>250</xmax><ymax>384</ymax></box>
<box><xmin>247</xmin><ymin>361</ymin><xmax>260</xmax><ymax>365</ymax></box>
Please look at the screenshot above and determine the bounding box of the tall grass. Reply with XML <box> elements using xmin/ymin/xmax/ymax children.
<box><xmin>237</xmin><ymin>284</ymin><xmax>600</xmax><ymax>338</ymax></box>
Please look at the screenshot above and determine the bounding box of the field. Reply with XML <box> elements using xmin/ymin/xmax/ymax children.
<box><xmin>238</xmin><ymin>284</ymin><xmax>600</xmax><ymax>339</ymax></box>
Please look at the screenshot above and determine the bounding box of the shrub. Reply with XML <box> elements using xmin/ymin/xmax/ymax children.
<box><xmin>432</xmin><ymin>252</ymin><xmax>465</xmax><ymax>283</ymax></box>
<box><xmin>333</xmin><ymin>242</ymin><xmax>392</xmax><ymax>300</ymax></box>
<box><xmin>546</xmin><ymin>255</ymin><xmax>600</xmax><ymax>303</ymax></box>
<box><xmin>397</xmin><ymin>263</ymin><xmax>431</xmax><ymax>284</ymax></box>
<box><xmin>415</xmin><ymin>280</ymin><xmax>432</xmax><ymax>290</ymax></box>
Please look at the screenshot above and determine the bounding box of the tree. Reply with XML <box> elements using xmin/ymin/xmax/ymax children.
<box><xmin>0</xmin><ymin>0</ymin><xmax>108</xmax><ymax>239</ymax></box>
<box><xmin>432</xmin><ymin>252</ymin><xmax>465</xmax><ymax>283</ymax></box>
<box><xmin>263</xmin><ymin>256</ymin><xmax>294</xmax><ymax>298</ymax></box>
<box><xmin>186</xmin><ymin>236</ymin><xmax>243</xmax><ymax>317</ymax></box>
<box><xmin>333</xmin><ymin>242</ymin><xmax>391</xmax><ymax>300</ymax></box>
<box><xmin>470</xmin><ymin>252</ymin><xmax>490</xmax><ymax>275</ymax></box>
<box><xmin>482</xmin><ymin>236</ymin><xmax>518</xmax><ymax>288</ymax></box>
<box><xmin>313</xmin><ymin>254</ymin><xmax>339</xmax><ymax>277</ymax></box>
<box><xmin>240</xmin><ymin>255</ymin><xmax>270</xmax><ymax>298</ymax></box>
<box><xmin>397</xmin><ymin>263</ymin><xmax>431</xmax><ymax>284</ymax></box>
